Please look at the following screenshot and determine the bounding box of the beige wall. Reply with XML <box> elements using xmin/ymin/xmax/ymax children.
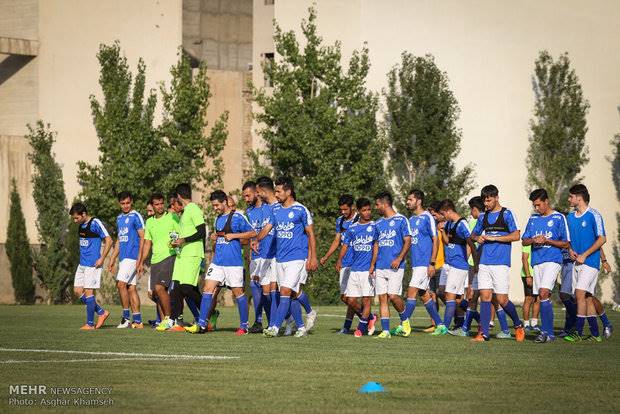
<box><xmin>271</xmin><ymin>0</ymin><xmax>620</xmax><ymax>301</ymax></box>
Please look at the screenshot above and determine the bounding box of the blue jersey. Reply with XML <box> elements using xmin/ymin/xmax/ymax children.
<box><xmin>213</xmin><ymin>212</ymin><xmax>255</xmax><ymax>267</ymax></box>
<box><xmin>79</xmin><ymin>218</ymin><xmax>109</xmax><ymax>267</ymax></box>
<box><xmin>260</xmin><ymin>202</ymin><xmax>279</xmax><ymax>260</ymax></box>
<box><xmin>409</xmin><ymin>211</ymin><xmax>437</xmax><ymax>267</ymax></box>
<box><xmin>274</xmin><ymin>202</ymin><xmax>313</xmax><ymax>263</ymax></box>
<box><xmin>116</xmin><ymin>211</ymin><xmax>144</xmax><ymax>261</ymax></box>
<box><xmin>522</xmin><ymin>211</ymin><xmax>570</xmax><ymax>266</ymax></box>
<box><xmin>444</xmin><ymin>219</ymin><xmax>471</xmax><ymax>270</ymax></box>
<box><xmin>336</xmin><ymin>214</ymin><xmax>359</xmax><ymax>268</ymax></box>
<box><xmin>343</xmin><ymin>221</ymin><xmax>378</xmax><ymax>272</ymax></box>
<box><xmin>375</xmin><ymin>214</ymin><xmax>412</xmax><ymax>270</ymax></box>
<box><xmin>472</xmin><ymin>208</ymin><xmax>518</xmax><ymax>266</ymax></box>
<box><xmin>246</xmin><ymin>203</ymin><xmax>268</xmax><ymax>260</ymax></box>
<box><xmin>567</xmin><ymin>207</ymin><xmax>605</xmax><ymax>270</ymax></box>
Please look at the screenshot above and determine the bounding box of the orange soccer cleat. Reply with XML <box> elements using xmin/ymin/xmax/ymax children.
<box><xmin>515</xmin><ymin>326</ymin><xmax>525</xmax><ymax>342</ymax></box>
<box><xmin>95</xmin><ymin>310</ymin><xmax>110</xmax><ymax>329</ymax></box>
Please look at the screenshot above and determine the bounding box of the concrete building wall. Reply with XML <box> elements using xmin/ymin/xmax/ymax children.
<box><xmin>269</xmin><ymin>0</ymin><xmax>620</xmax><ymax>302</ymax></box>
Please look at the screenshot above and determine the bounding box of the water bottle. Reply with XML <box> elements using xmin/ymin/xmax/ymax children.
<box><xmin>170</xmin><ymin>231</ymin><xmax>181</xmax><ymax>255</ymax></box>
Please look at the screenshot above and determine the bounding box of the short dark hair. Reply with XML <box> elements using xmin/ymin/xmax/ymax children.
<box><xmin>338</xmin><ymin>194</ymin><xmax>354</xmax><ymax>207</ymax></box>
<box><xmin>428</xmin><ymin>200</ymin><xmax>442</xmax><ymax>213</ymax></box>
<box><xmin>356</xmin><ymin>197</ymin><xmax>371</xmax><ymax>210</ymax></box>
<box><xmin>529</xmin><ymin>188</ymin><xmax>549</xmax><ymax>202</ymax></box>
<box><xmin>480</xmin><ymin>184</ymin><xmax>499</xmax><ymax>198</ymax></box>
<box><xmin>117</xmin><ymin>191</ymin><xmax>132</xmax><ymax>202</ymax></box>
<box><xmin>569</xmin><ymin>184</ymin><xmax>590</xmax><ymax>203</ymax></box>
<box><xmin>175</xmin><ymin>183</ymin><xmax>192</xmax><ymax>200</ymax></box>
<box><xmin>439</xmin><ymin>199</ymin><xmax>456</xmax><ymax>212</ymax></box>
<box><xmin>256</xmin><ymin>176</ymin><xmax>274</xmax><ymax>191</ymax></box>
<box><xmin>69</xmin><ymin>202</ymin><xmax>87</xmax><ymax>215</ymax></box>
<box><xmin>275</xmin><ymin>176</ymin><xmax>294</xmax><ymax>192</ymax></box>
<box><xmin>149</xmin><ymin>192</ymin><xmax>165</xmax><ymax>205</ymax></box>
<box><xmin>242</xmin><ymin>181</ymin><xmax>256</xmax><ymax>191</ymax></box>
<box><xmin>374</xmin><ymin>191</ymin><xmax>393</xmax><ymax>206</ymax></box>
<box><xmin>408</xmin><ymin>189</ymin><xmax>425</xmax><ymax>205</ymax></box>
<box><xmin>209</xmin><ymin>190</ymin><xmax>227</xmax><ymax>203</ymax></box>
<box><xmin>468</xmin><ymin>196</ymin><xmax>484</xmax><ymax>211</ymax></box>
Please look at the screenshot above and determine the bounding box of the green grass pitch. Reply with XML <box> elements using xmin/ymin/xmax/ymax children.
<box><xmin>1</xmin><ymin>304</ymin><xmax>619</xmax><ymax>413</ymax></box>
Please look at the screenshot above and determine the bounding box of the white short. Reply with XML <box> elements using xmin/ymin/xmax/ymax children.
<box><xmin>533</xmin><ymin>262</ymin><xmax>561</xmax><ymax>294</ymax></box>
<box><xmin>74</xmin><ymin>265</ymin><xmax>103</xmax><ymax>289</ymax></box>
<box><xmin>574</xmin><ymin>264</ymin><xmax>599</xmax><ymax>295</ymax></box>
<box><xmin>345</xmin><ymin>271</ymin><xmax>375</xmax><ymax>297</ymax></box>
<box><xmin>409</xmin><ymin>266</ymin><xmax>430</xmax><ymax>291</ymax></box>
<box><xmin>560</xmin><ymin>262</ymin><xmax>575</xmax><ymax>294</ymax></box>
<box><xmin>250</xmin><ymin>258</ymin><xmax>276</xmax><ymax>286</ymax></box>
<box><xmin>469</xmin><ymin>268</ymin><xmax>479</xmax><ymax>291</ymax></box>
<box><xmin>276</xmin><ymin>260</ymin><xmax>306</xmax><ymax>293</ymax></box>
<box><xmin>439</xmin><ymin>264</ymin><xmax>450</xmax><ymax>286</ymax></box>
<box><xmin>375</xmin><ymin>268</ymin><xmax>404</xmax><ymax>295</ymax></box>
<box><xmin>477</xmin><ymin>264</ymin><xmax>510</xmax><ymax>294</ymax></box>
<box><xmin>206</xmin><ymin>264</ymin><xmax>245</xmax><ymax>288</ymax></box>
<box><xmin>339</xmin><ymin>267</ymin><xmax>351</xmax><ymax>294</ymax></box>
<box><xmin>445</xmin><ymin>267</ymin><xmax>469</xmax><ymax>295</ymax></box>
<box><xmin>116</xmin><ymin>258</ymin><xmax>138</xmax><ymax>285</ymax></box>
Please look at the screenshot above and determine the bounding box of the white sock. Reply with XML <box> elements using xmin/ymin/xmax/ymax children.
<box><xmin>524</xmin><ymin>320</ymin><xmax>531</xmax><ymax>327</ymax></box>
<box><xmin>531</xmin><ymin>318</ymin><xmax>538</xmax><ymax>326</ymax></box>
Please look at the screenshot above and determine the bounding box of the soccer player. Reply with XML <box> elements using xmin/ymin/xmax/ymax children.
<box><xmin>564</xmin><ymin>184</ymin><xmax>606</xmax><ymax>342</ymax></box>
<box><xmin>186</xmin><ymin>190</ymin><xmax>257</xmax><ymax>335</ymax></box>
<box><xmin>470</xmin><ymin>185</ymin><xmax>525</xmax><ymax>342</ymax></box>
<box><xmin>336</xmin><ymin>198</ymin><xmax>378</xmax><ymax>337</ymax></box>
<box><xmin>391</xmin><ymin>189</ymin><xmax>442</xmax><ymax>337</ymax></box>
<box><xmin>373</xmin><ymin>191</ymin><xmax>412</xmax><ymax>339</ymax></box>
<box><xmin>167</xmin><ymin>183</ymin><xmax>206</xmax><ymax>331</ymax></box>
<box><xmin>137</xmin><ymin>192</ymin><xmax>180</xmax><ymax>331</ymax></box>
<box><xmin>595</xmin><ymin>249</ymin><xmax>613</xmax><ymax>338</ymax></box>
<box><xmin>320</xmin><ymin>194</ymin><xmax>361</xmax><ymax>334</ymax></box>
<box><xmin>263</xmin><ymin>176</ymin><xmax>318</xmax><ymax>338</ymax></box>
<box><xmin>70</xmin><ymin>203</ymin><xmax>112</xmax><ymax>330</ymax></box>
<box><xmin>522</xmin><ymin>188</ymin><xmax>570</xmax><ymax>343</ymax></box>
<box><xmin>108</xmin><ymin>191</ymin><xmax>145</xmax><ymax>328</ymax></box>
<box><xmin>520</xmin><ymin>245</ymin><xmax>541</xmax><ymax>333</ymax></box>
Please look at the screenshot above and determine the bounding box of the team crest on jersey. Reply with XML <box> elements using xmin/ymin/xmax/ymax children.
<box><xmin>125</xmin><ymin>217</ymin><xmax>129</xmax><ymax>224</ymax></box>
<box><xmin>582</xmin><ymin>221</ymin><xmax>586</xmax><ymax>227</ymax></box>
<box><xmin>415</xmin><ymin>219</ymin><xmax>420</xmax><ymax>226</ymax></box>
<box><xmin>389</xmin><ymin>220</ymin><xmax>395</xmax><ymax>227</ymax></box>
<box><xmin>366</xmin><ymin>226</ymin><xmax>373</xmax><ymax>232</ymax></box>
<box><xmin>547</xmin><ymin>220</ymin><xmax>553</xmax><ymax>227</ymax></box>
<box><xmin>288</xmin><ymin>211</ymin><xmax>294</xmax><ymax>219</ymax></box>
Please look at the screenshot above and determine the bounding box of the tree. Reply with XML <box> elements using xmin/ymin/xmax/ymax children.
<box><xmin>526</xmin><ymin>51</ymin><xmax>590</xmax><ymax>211</ymax></box>
<box><xmin>253</xmin><ymin>7</ymin><xmax>386</xmax><ymax>303</ymax></box>
<box><xmin>6</xmin><ymin>179</ymin><xmax>35</xmax><ymax>304</ymax></box>
<box><xmin>384</xmin><ymin>52</ymin><xmax>474</xmax><ymax>209</ymax></box>
<box><xmin>611</xmin><ymin>107</ymin><xmax>620</xmax><ymax>304</ymax></box>
<box><xmin>27</xmin><ymin>121</ymin><xmax>78</xmax><ymax>303</ymax></box>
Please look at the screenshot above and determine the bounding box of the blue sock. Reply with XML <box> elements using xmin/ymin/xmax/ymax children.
<box><xmin>273</xmin><ymin>296</ymin><xmax>291</xmax><ymax>328</ymax></box>
<box><xmin>251</xmin><ymin>281</ymin><xmax>262</xmax><ymax>323</ymax></box>
<box><xmin>599</xmin><ymin>312</ymin><xmax>611</xmax><ymax>328</ymax></box>
<box><xmin>79</xmin><ymin>294</ymin><xmax>86</xmax><ymax>304</ymax></box>
<box><xmin>497</xmin><ymin>308</ymin><xmax>509</xmax><ymax>333</ymax></box>
<box><xmin>480</xmin><ymin>301</ymin><xmax>492</xmax><ymax>338</ymax></box>
<box><xmin>459</xmin><ymin>299</ymin><xmax>469</xmax><ymax>310</ymax></box>
<box><xmin>297</xmin><ymin>292</ymin><xmax>313</xmax><ymax>313</ymax></box>
<box><xmin>464</xmin><ymin>309</ymin><xmax>475</xmax><ymax>331</ymax></box>
<box><xmin>562</xmin><ymin>299</ymin><xmax>577</xmax><ymax>331</ymax></box>
<box><xmin>262</xmin><ymin>294</ymin><xmax>272</xmax><ymax>324</ymax></box>
<box><xmin>85</xmin><ymin>296</ymin><xmax>96</xmax><ymax>326</ymax></box>
<box><xmin>381</xmin><ymin>317</ymin><xmax>390</xmax><ymax>331</ymax></box>
<box><xmin>575</xmin><ymin>315</ymin><xmax>586</xmax><ymax>336</ymax></box>
<box><xmin>94</xmin><ymin>301</ymin><xmax>105</xmax><ymax>316</ymax></box>
<box><xmin>540</xmin><ymin>299</ymin><xmax>554</xmax><ymax>336</ymax></box>
<box><xmin>185</xmin><ymin>297</ymin><xmax>200</xmax><ymax>320</ymax></box>
<box><xmin>424</xmin><ymin>299</ymin><xmax>443</xmax><ymax>326</ymax></box>
<box><xmin>443</xmin><ymin>300</ymin><xmax>456</xmax><ymax>328</ymax></box>
<box><xmin>291</xmin><ymin>299</ymin><xmax>305</xmax><ymax>328</ymax></box>
<box><xmin>343</xmin><ymin>318</ymin><xmax>353</xmax><ymax>331</ymax></box>
<box><xmin>155</xmin><ymin>306</ymin><xmax>161</xmax><ymax>324</ymax></box>
<box><xmin>473</xmin><ymin>310</ymin><xmax>480</xmax><ymax>323</ymax></box>
<box><xmin>587</xmin><ymin>316</ymin><xmax>599</xmax><ymax>337</ymax></box>
<box><xmin>358</xmin><ymin>317</ymin><xmax>368</xmax><ymax>334</ymax></box>
<box><xmin>270</xmin><ymin>290</ymin><xmax>278</xmax><ymax>324</ymax></box>
<box><xmin>501</xmin><ymin>300</ymin><xmax>522</xmax><ymax>328</ymax></box>
<box><xmin>132</xmin><ymin>312</ymin><xmax>142</xmax><ymax>324</ymax></box>
<box><xmin>402</xmin><ymin>298</ymin><xmax>417</xmax><ymax>321</ymax></box>
<box><xmin>122</xmin><ymin>308</ymin><xmax>130</xmax><ymax>320</ymax></box>
<box><xmin>237</xmin><ymin>295</ymin><xmax>249</xmax><ymax>330</ymax></box>
<box><xmin>198</xmin><ymin>293</ymin><xmax>213</xmax><ymax>327</ymax></box>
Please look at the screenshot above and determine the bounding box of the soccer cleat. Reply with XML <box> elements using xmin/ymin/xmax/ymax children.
<box><xmin>531</xmin><ymin>325</ymin><xmax>541</xmax><ymax>334</ymax></box>
<box><xmin>169</xmin><ymin>322</ymin><xmax>187</xmax><ymax>332</ymax></box>
<box><xmin>131</xmin><ymin>322</ymin><xmax>144</xmax><ymax>329</ymax></box>
<box><xmin>489</xmin><ymin>321</ymin><xmax>495</xmax><ymax>328</ymax></box>
<box><xmin>367</xmin><ymin>314</ymin><xmax>377</xmax><ymax>336</ymax></box>
<box><xmin>294</xmin><ymin>327</ymin><xmax>308</xmax><ymax>337</ymax></box>
<box><xmin>585</xmin><ymin>335</ymin><xmax>603</xmax><ymax>342</ymax></box>
<box><xmin>430</xmin><ymin>325</ymin><xmax>448</xmax><ymax>336</ymax></box>
<box><xmin>336</xmin><ymin>328</ymin><xmax>351</xmax><ymax>335</ymax></box>
<box><xmin>80</xmin><ymin>324</ymin><xmax>95</xmax><ymax>330</ymax></box>
<box><xmin>448</xmin><ymin>328</ymin><xmax>469</xmax><ymax>337</ymax></box>
<box><xmin>263</xmin><ymin>326</ymin><xmax>279</xmax><ymax>337</ymax></box>
<box><xmin>524</xmin><ymin>325</ymin><xmax>533</xmax><ymax>335</ymax></box>
<box><xmin>422</xmin><ymin>324</ymin><xmax>436</xmax><ymax>333</ymax></box>
<box><xmin>209</xmin><ymin>309</ymin><xmax>220</xmax><ymax>331</ymax></box>
<box><xmin>603</xmin><ymin>325</ymin><xmax>613</xmax><ymax>339</ymax></box>
<box><xmin>95</xmin><ymin>310</ymin><xmax>110</xmax><ymax>329</ymax></box>
<box><xmin>496</xmin><ymin>331</ymin><xmax>512</xmax><ymax>339</ymax></box>
<box><xmin>354</xmin><ymin>329</ymin><xmax>364</xmax><ymax>337</ymax></box>
<box><xmin>390</xmin><ymin>326</ymin><xmax>403</xmax><ymax>336</ymax></box>
<box><xmin>248</xmin><ymin>321</ymin><xmax>263</xmax><ymax>334</ymax></box>
<box><xmin>156</xmin><ymin>318</ymin><xmax>173</xmax><ymax>332</ymax></box>
<box><xmin>534</xmin><ymin>333</ymin><xmax>556</xmax><ymax>343</ymax></box>
<box><xmin>515</xmin><ymin>326</ymin><xmax>525</xmax><ymax>342</ymax></box>
<box><xmin>184</xmin><ymin>323</ymin><xmax>207</xmax><ymax>334</ymax></box>
<box><xmin>401</xmin><ymin>319</ymin><xmax>412</xmax><ymax>337</ymax></box>
<box><xmin>116</xmin><ymin>318</ymin><xmax>130</xmax><ymax>329</ymax></box>
<box><xmin>148</xmin><ymin>319</ymin><xmax>158</xmax><ymax>328</ymax></box>
<box><xmin>471</xmin><ymin>333</ymin><xmax>489</xmax><ymax>342</ymax></box>
<box><xmin>235</xmin><ymin>328</ymin><xmax>248</xmax><ymax>336</ymax></box>
<box><xmin>376</xmin><ymin>331</ymin><xmax>391</xmax><ymax>339</ymax></box>
<box><xmin>305</xmin><ymin>310</ymin><xmax>318</xmax><ymax>331</ymax></box>
<box><xmin>283</xmin><ymin>317</ymin><xmax>296</xmax><ymax>336</ymax></box>
<box><xmin>563</xmin><ymin>332</ymin><xmax>583</xmax><ymax>342</ymax></box>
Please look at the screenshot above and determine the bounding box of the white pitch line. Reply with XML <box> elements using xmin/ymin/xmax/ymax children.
<box><xmin>0</xmin><ymin>348</ymin><xmax>238</xmax><ymax>360</ymax></box>
<box><xmin>0</xmin><ymin>358</ymin><xmax>165</xmax><ymax>364</ymax></box>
